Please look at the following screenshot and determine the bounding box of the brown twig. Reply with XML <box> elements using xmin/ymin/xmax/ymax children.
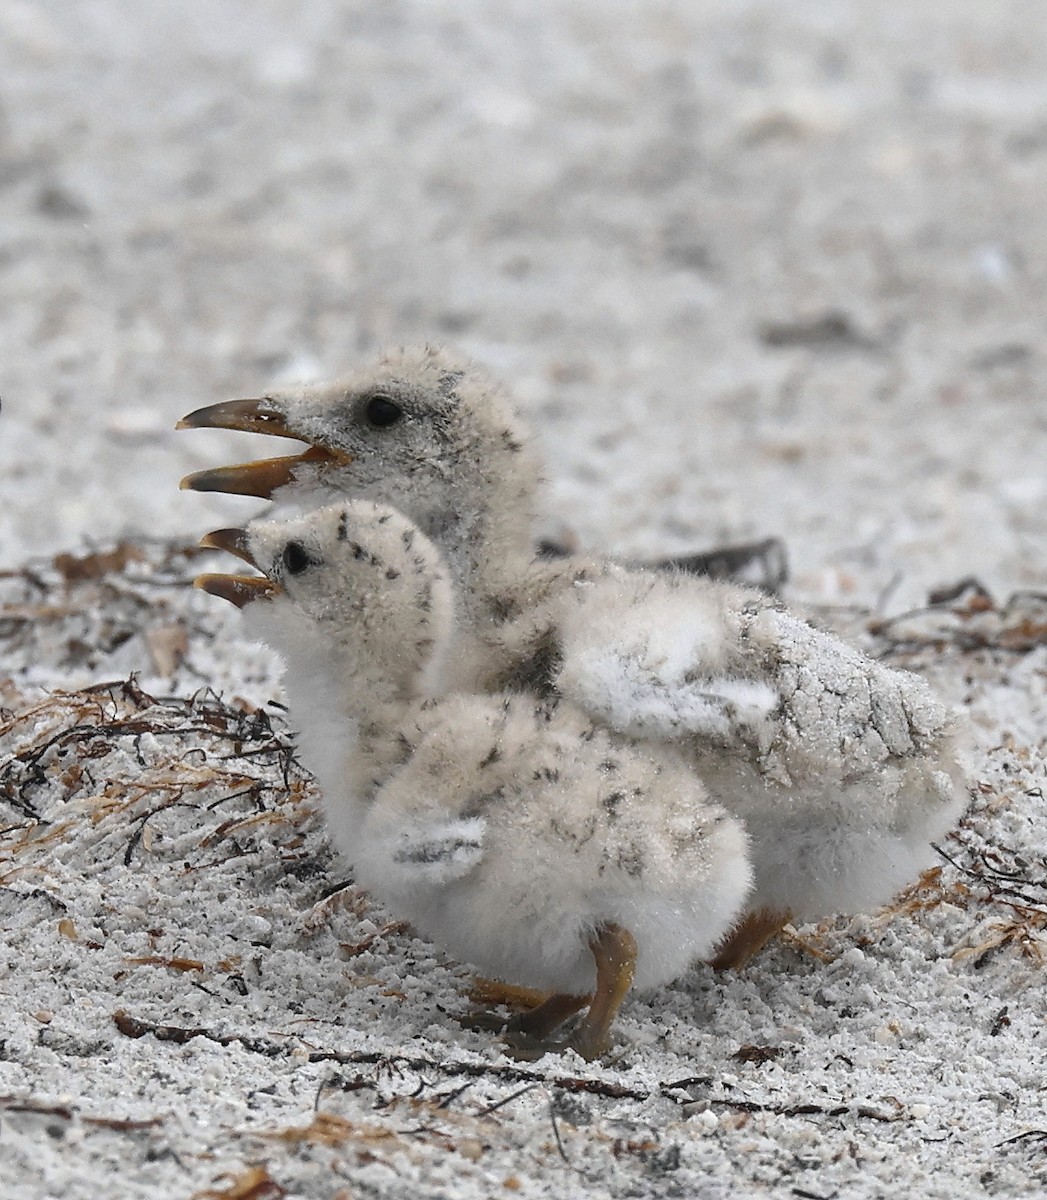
<box><xmin>111</xmin><ymin>1010</ymin><xmax>920</xmax><ymax>1120</ymax></box>
<box><xmin>0</xmin><ymin>1094</ymin><xmax>162</xmax><ymax>1133</ymax></box>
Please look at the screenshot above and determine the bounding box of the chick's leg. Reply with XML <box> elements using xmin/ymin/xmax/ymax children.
<box><xmin>708</xmin><ymin>908</ymin><xmax>792</xmax><ymax>970</ymax></box>
<box><xmin>459</xmin><ymin>979</ymin><xmax>565</xmax><ymax>1034</ymax></box>
<box><xmin>505</xmin><ymin>923</ymin><xmax>638</xmax><ymax>1062</ymax></box>
<box><xmin>567</xmin><ymin>923</ymin><xmax>637</xmax><ymax>1061</ymax></box>
<box><xmin>467</xmin><ymin>978</ymin><xmax>551</xmax><ymax>1012</ymax></box>
<box><xmin>507</xmin><ymin>992</ymin><xmax>589</xmax><ymax>1040</ymax></box>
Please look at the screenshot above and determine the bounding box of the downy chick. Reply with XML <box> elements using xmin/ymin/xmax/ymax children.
<box><xmin>197</xmin><ymin>499</ymin><xmax>752</xmax><ymax>1059</ymax></box>
<box><xmin>182</xmin><ymin>346</ymin><xmax>968</xmax><ymax>963</ymax></box>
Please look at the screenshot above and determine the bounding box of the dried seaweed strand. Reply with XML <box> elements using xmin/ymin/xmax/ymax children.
<box><xmin>111</xmin><ymin>1010</ymin><xmax>917</xmax><ymax>1119</ymax></box>
<box><xmin>0</xmin><ymin>1094</ymin><xmax>162</xmax><ymax>1132</ymax></box>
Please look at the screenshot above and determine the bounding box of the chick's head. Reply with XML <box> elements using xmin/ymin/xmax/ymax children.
<box><xmin>182</xmin><ymin>346</ymin><xmax>542</xmax><ymax>570</ymax></box>
<box><xmin>200</xmin><ymin>499</ymin><xmax>456</xmax><ymax>698</ymax></box>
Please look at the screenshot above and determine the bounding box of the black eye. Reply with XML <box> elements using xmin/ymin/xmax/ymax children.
<box><xmin>282</xmin><ymin>541</ymin><xmax>312</xmax><ymax>575</ymax></box>
<box><xmin>365</xmin><ymin>393</ymin><xmax>403</xmax><ymax>427</ymax></box>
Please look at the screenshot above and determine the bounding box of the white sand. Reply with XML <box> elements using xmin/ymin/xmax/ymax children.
<box><xmin>1</xmin><ymin>3</ymin><xmax>1045</xmax><ymax>1197</ymax></box>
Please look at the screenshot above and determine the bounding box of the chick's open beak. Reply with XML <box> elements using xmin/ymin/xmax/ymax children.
<box><xmin>194</xmin><ymin>574</ymin><xmax>278</xmax><ymax>608</ymax></box>
<box><xmin>177</xmin><ymin>397</ymin><xmax>300</xmax><ymax>438</ymax></box>
<box><xmin>195</xmin><ymin>526</ymin><xmax>280</xmax><ymax>608</ymax></box>
<box><xmin>199</xmin><ymin>527</ymin><xmax>254</xmax><ymax>565</ymax></box>
<box><xmin>180</xmin><ymin>445</ymin><xmax>351</xmax><ymax>498</ymax></box>
<box><xmin>177</xmin><ymin>397</ymin><xmax>352</xmax><ymax>498</ymax></box>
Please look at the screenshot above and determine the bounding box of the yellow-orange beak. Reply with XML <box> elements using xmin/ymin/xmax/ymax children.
<box><xmin>177</xmin><ymin>397</ymin><xmax>300</xmax><ymax>439</ymax></box>
<box><xmin>179</xmin><ymin>444</ymin><xmax>351</xmax><ymax>498</ymax></box>
<box><xmin>177</xmin><ymin>397</ymin><xmax>351</xmax><ymax>498</ymax></box>
<box><xmin>193</xmin><ymin>573</ymin><xmax>278</xmax><ymax>608</ymax></box>
<box><xmin>195</xmin><ymin>526</ymin><xmax>280</xmax><ymax>607</ymax></box>
<box><xmin>199</xmin><ymin>527</ymin><xmax>254</xmax><ymax>565</ymax></box>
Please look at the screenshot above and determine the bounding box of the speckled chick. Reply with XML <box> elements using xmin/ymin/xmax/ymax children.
<box><xmin>181</xmin><ymin>345</ymin><xmax>968</xmax><ymax>962</ymax></box>
<box><xmin>196</xmin><ymin>499</ymin><xmax>753</xmax><ymax>1060</ymax></box>
<box><xmin>553</xmin><ymin>567</ymin><xmax>968</xmax><ymax>960</ymax></box>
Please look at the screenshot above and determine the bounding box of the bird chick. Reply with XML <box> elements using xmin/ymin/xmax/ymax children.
<box><xmin>552</xmin><ymin>567</ymin><xmax>968</xmax><ymax>961</ymax></box>
<box><xmin>197</xmin><ymin>499</ymin><xmax>753</xmax><ymax>1060</ymax></box>
<box><xmin>181</xmin><ymin>347</ymin><xmax>556</xmax><ymax>694</ymax></box>
<box><xmin>181</xmin><ymin>346</ymin><xmax>968</xmax><ymax>962</ymax></box>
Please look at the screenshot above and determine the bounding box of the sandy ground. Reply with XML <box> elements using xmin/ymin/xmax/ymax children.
<box><xmin>1</xmin><ymin>2</ymin><xmax>1046</xmax><ymax>1197</ymax></box>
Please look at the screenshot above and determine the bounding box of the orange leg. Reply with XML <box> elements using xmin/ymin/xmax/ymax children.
<box><xmin>568</xmin><ymin>923</ymin><xmax>637</xmax><ymax>1061</ymax></box>
<box><xmin>466</xmin><ymin>978</ymin><xmax>551</xmax><ymax>1012</ymax></box>
<box><xmin>507</xmin><ymin>992</ymin><xmax>588</xmax><ymax>1040</ymax></box>
<box><xmin>504</xmin><ymin>923</ymin><xmax>638</xmax><ymax>1063</ymax></box>
<box><xmin>458</xmin><ymin>978</ymin><xmax>559</xmax><ymax>1034</ymax></box>
<box><xmin>708</xmin><ymin>908</ymin><xmax>792</xmax><ymax>971</ymax></box>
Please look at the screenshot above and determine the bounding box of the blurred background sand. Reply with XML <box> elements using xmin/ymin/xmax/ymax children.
<box><xmin>1</xmin><ymin>0</ymin><xmax>1043</xmax><ymax>608</ymax></box>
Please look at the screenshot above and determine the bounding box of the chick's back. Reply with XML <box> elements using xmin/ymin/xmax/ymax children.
<box><xmin>357</xmin><ymin>693</ymin><xmax>751</xmax><ymax>995</ymax></box>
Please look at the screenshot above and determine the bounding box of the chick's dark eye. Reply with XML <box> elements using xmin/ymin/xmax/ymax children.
<box><xmin>282</xmin><ymin>541</ymin><xmax>312</xmax><ymax>575</ymax></box>
<box><xmin>365</xmin><ymin>394</ymin><xmax>403</xmax><ymax>428</ymax></box>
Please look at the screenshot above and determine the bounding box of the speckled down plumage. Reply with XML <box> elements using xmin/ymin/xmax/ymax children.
<box><xmin>182</xmin><ymin>345</ymin><xmax>969</xmax><ymax>923</ymax></box>
<box><xmin>554</xmin><ymin>566</ymin><xmax>969</xmax><ymax>918</ymax></box>
<box><xmin>233</xmin><ymin>499</ymin><xmax>753</xmax><ymax>1006</ymax></box>
<box><xmin>361</xmin><ymin>690</ymin><xmax>751</xmax><ymax>995</ymax></box>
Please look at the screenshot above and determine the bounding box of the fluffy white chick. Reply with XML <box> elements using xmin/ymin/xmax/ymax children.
<box><xmin>181</xmin><ymin>346</ymin><xmax>968</xmax><ymax>963</ymax></box>
<box><xmin>196</xmin><ymin>499</ymin><xmax>753</xmax><ymax>1060</ymax></box>
<box><xmin>553</xmin><ymin>568</ymin><xmax>968</xmax><ymax>962</ymax></box>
